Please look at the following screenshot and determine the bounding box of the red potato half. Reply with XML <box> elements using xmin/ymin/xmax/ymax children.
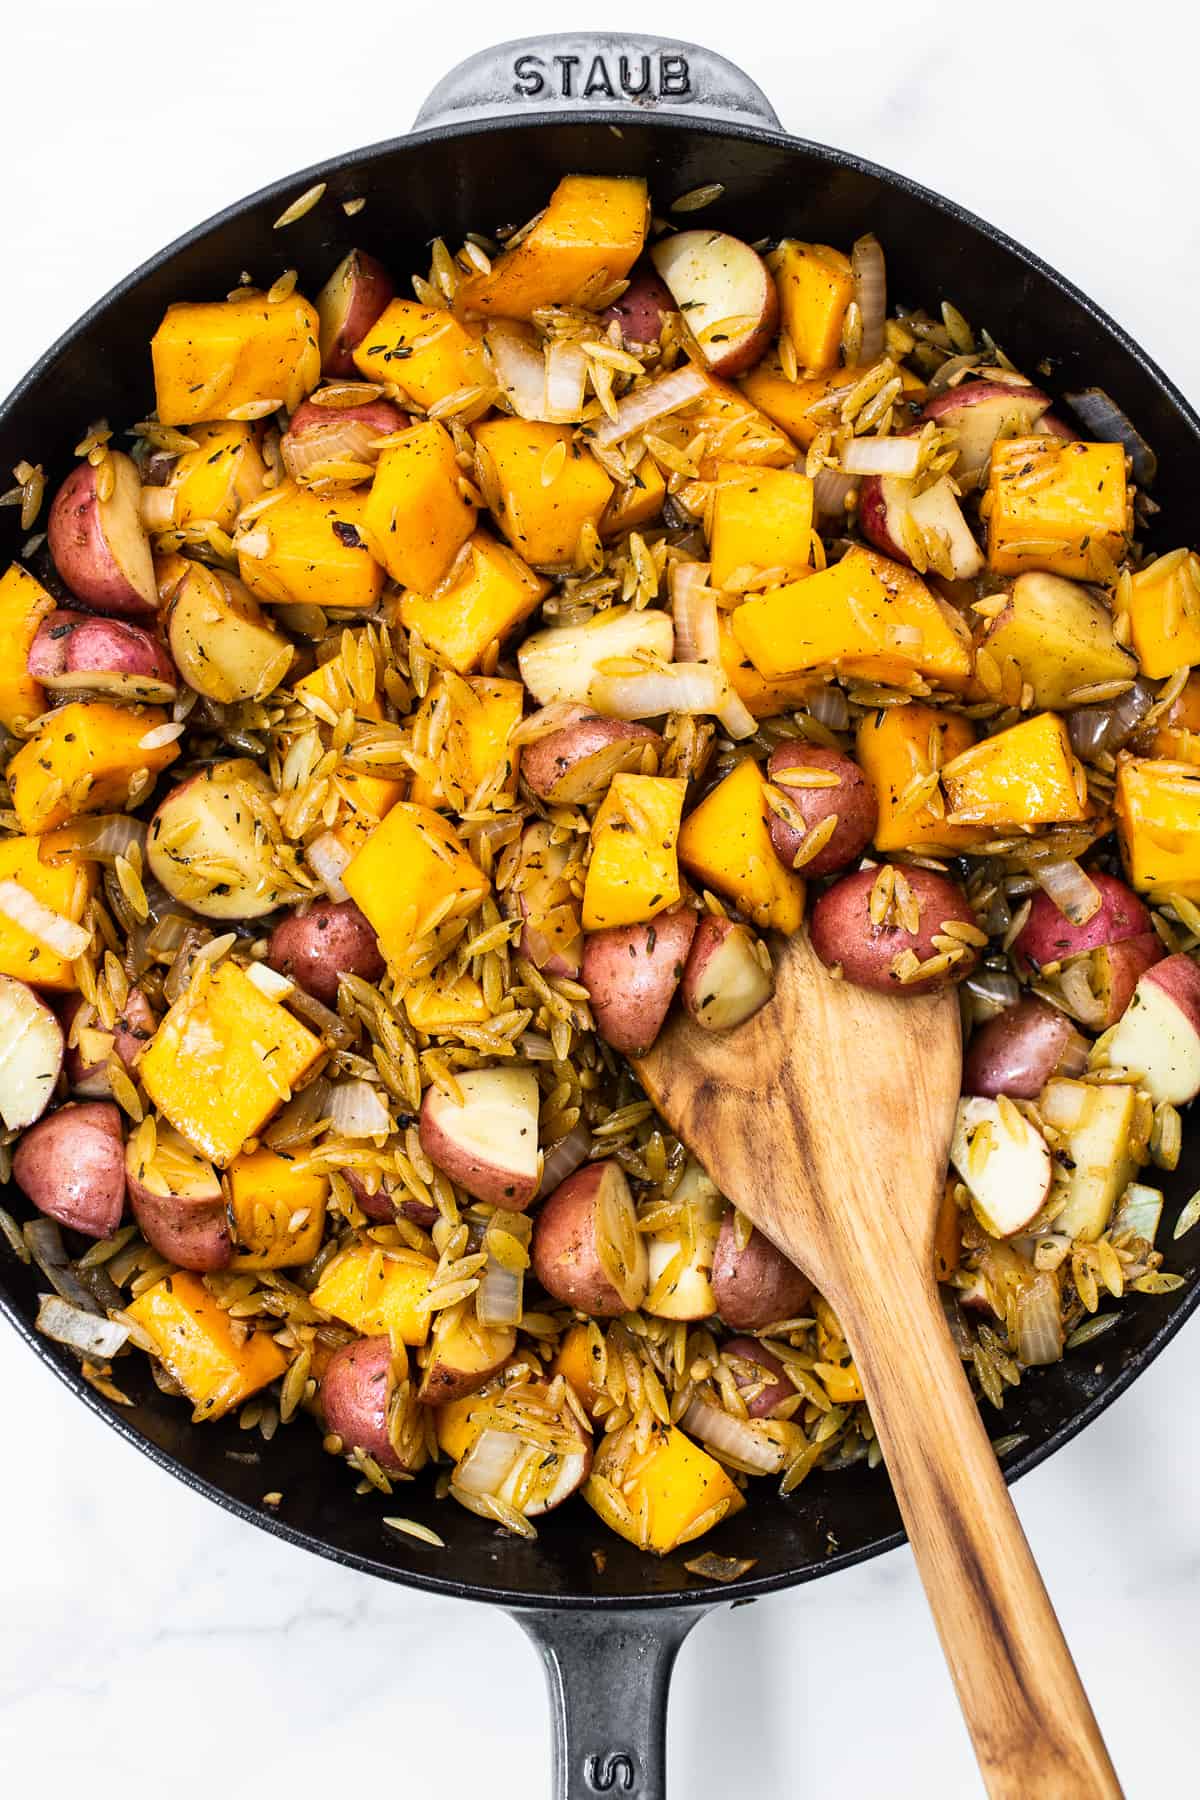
<box><xmin>1106</xmin><ymin>953</ymin><xmax>1200</xmax><ymax>1105</ymax></box>
<box><xmin>765</xmin><ymin>742</ymin><xmax>878</xmax><ymax>878</ymax></box>
<box><xmin>950</xmin><ymin>1095</ymin><xmax>1053</xmax><ymax>1238</ymax></box>
<box><xmin>581</xmin><ymin>907</ymin><xmax>698</xmax><ymax>1057</ymax></box>
<box><xmin>281</xmin><ymin>398</ymin><xmax>408</xmax><ymax>484</ymax></box>
<box><xmin>125</xmin><ymin>1124</ymin><xmax>230</xmax><ymax>1273</ymax></box>
<box><xmin>321</xmin><ymin>1335</ymin><xmax>425</xmax><ymax>1475</ymax></box>
<box><xmin>650</xmin><ymin>230</ymin><xmax>778</xmax><ymax>378</ymax></box>
<box><xmin>316</xmin><ymin>250</ymin><xmax>396</xmax><ymax>377</ymax></box>
<box><xmin>27</xmin><ymin>610</ymin><xmax>178</xmax><ymax>704</ymax></box>
<box><xmin>530</xmin><ymin>1160</ymin><xmax>648</xmax><ymax>1317</ymax></box>
<box><xmin>13</xmin><ymin>1100</ymin><xmax>126</xmax><ymax>1239</ymax></box>
<box><xmin>921</xmin><ymin>380</ymin><xmax>1052</xmax><ymax>485</ymax></box>
<box><xmin>47</xmin><ymin>453</ymin><xmax>157</xmax><ymax>617</ymax></box>
<box><xmin>600</xmin><ymin>264</ymin><xmax>676</xmax><ymax>347</ymax></box>
<box><xmin>62</xmin><ymin>989</ymin><xmax>157</xmax><ymax>1098</ymax></box>
<box><xmin>720</xmin><ymin>1336</ymin><xmax>797</xmax><ymax>1418</ymax></box>
<box><xmin>681</xmin><ymin>915</ymin><xmax>774</xmax><ymax>1033</ymax></box>
<box><xmin>521</xmin><ymin>716</ymin><xmax>662</xmax><ymax>807</ymax></box>
<box><xmin>419</xmin><ymin>1067</ymin><xmax>541</xmax><ymax>1210</ymax></box>
<box><xmin>809</xmin><ymin>866</ymin><xmax>980</xmax><ymax>994</ymax></box>
<box><xmin>267</xmin><ymin>900</ymin><xmax>384</xmax><ymax>1006</ymax></box>
<box><xmin>962</xmin><ymin>997</ymin><xmax>1089</xmax><ymax>1100</ymax></box>
<box><xmin>1012</xmin><ymin>873</ymin><xmax>1154</xmax><ymax>972</ymax></box>
<box><xmin>0</xmin><ymin>975</ymin><xmax>64</xmax><ymax>1130</ymax></box>
<box><xmin>858</xmin><ymin>473</ymin><xmax>983</xmax><ymax>579</ymax></box>
<box><xmin>711</xmin><ymin>1213</ymin><xmax>813</xmax><ymax>1330</ymax></box>
<box><xmin>417</xmin><ymin>1307</ymin><xmax>516</xmax><ymax>1406</ymax></box>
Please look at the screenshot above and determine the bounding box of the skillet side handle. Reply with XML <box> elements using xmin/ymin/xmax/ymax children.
<box><xmin>514</xmin><ymin>1604</ymin><xmax>707</xmax><ymax>1800</ymax></box>
<box><xmin>413</xmin><ymin>35</ymin><xmax>782</xmax><ymax>132</ymax></box>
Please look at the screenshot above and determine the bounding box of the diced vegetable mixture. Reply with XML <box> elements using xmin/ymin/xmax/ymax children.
<box><xmin>0</xmin><ymin>173</ymin><xmax>1191</xmax><ymax>1561</ymax></box>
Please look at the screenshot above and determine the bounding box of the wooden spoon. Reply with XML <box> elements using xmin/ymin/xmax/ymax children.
<box><xmin>635</xmin><ymin>928</ymin><xmax>1121</xmax><ymax>1798</ymax></box>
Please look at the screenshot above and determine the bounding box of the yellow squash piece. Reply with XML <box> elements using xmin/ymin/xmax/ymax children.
<box><xmin>404</xmin><ymin>968</ymin><xmax>490</xmax><ymax>1032</ymax></box>
<box><xmin>731</xmin><ymin>546</ymin><xmax>972</xmax><ymax>692</ymax></box>
<box><xmin>363</xmin><ymin>421</ymin><xmax>476</xmax><ymax>592</ymax></box>
<box><xmin>941</xmin><ymin>712</ymin><xmax>1087</xmax><ymax>829</ymax></box>
<box><xmin>986</xmin><ymin>438</ymin><xmax>1129</xmax><ymax>580</ymax></box>
<box><xmin>552</xmin><ymin>1321</ymin><xmax>605</xmax><ymax>1419</ymax></box>
<box><xmin>585</xmin><ymin>1421</ymin><xmax>745</xmax><ymax>1555</ymax></box>
<box><xmin>343</xmin><ymin>801</ymin><xmax>490</xmax><ymax>971</ymax></box>
<box><xmin>687</xmin><ymin>374</ymin><xmax>797</xmax><ymax>482</ymax></box>
<box><xmin>708</xmin><ymin>464</ymin><xmax>814</xmax><ymax>589</ymax></box>
<box><xmin>1144</xmin><ymin>673</ymin><xmax>1200</xmax><ymax>763</ymax></box>
<box><xmin>408</xmin><ymin>674</ymin><xmax>523</xmax><ymax>809</ymax></box>
<box><xmin>128</xmin><ymin>1272</ymin><xmax>288</xmax><ymax>1421</ymax></box>
<box><xmin>8</xmin><ymin>702</ymin><xmax>180</xmax><ymax>835</ymax></box>
<box><xmin>311</xmin><ymin>1240</ymin><xmax>436</xmax><ymax>1346</ymax></box>
<box><xmin>151</xmin><ymin>292</ymin><xmax>320</xmax><ymax>427</ymax></box>
<box><xmin>456</xmin><ymin>175</ymin><xmax>648</xmax><ymax>318</ymax></box>
<box><xmin>164</xmin><ymin>421</ymin><xmax>267</xmax><ymax>532</ymax></box>
<box><xmin>738</xmin><ymin>365</ymin><xmax>858</xmax><ymax>449</ymax></box>
<box><xmin>767</xmin><ymin>241</ymin><xmax>855</xmax><ymax>373</ymax></box>
<box><xmin>1115</xmin><ymin>756</ymin><xmax>1200</xmax><ymax>899</ymax></box>
<box><xmin>0</xmin><ymin>562</ymin><xmax>54</xmax><ymax>730</ymax></box>
<box><xmin>0</xmin><ymin>836</ymin><xmax>95</xmax><ymax>989</ymax></box>
<box><xmin>677</xmin><ymin>757</ymin><xmax>806</xmax><ymax>933</ymax></box>
<box><xmin>237</xmin><ymin>481</ymin><xmax>384</xmax><ymax>612</ymax></box>
<box><xmin>140</xmin><ymin>961</ymin><xmax>323</xmax><ymax>1167</ymax></box>
<box><xmin>352</xmin><ymin>299</ymin><xmax>487</xmax><ymax>408</ymax></box>
<box><xmin>856</xmin><ymin>705</ymin><xmax>990</xmax><ymax>853</ymax></box>
<box><xmin>600</xmin><ymin>452</ymin><xmax>667</xmax><ymax>538</ymax></box>
<box><xmin>717</xmin><ymin>615</ymin><xmax>815</xmax><ymax>719</ymax></box>
<box><xmin>1113</xmin><ymin>549</ymin><xmax>1200</xmax><ymax>680</ymax></box>
<box><xmin>581</xmin><ymin>773</ymin><xmax>685</xmax><ymax>931</ymax></box>
<box><xmin>474</xmin><ymin>419</ymin><xmax>613</xmax><ymax>567</ymax></box>
<box><xmin>228</xmin><ymin>1145</ymin><xmax>329</xmax><ymax>1270</ymax></box>
<box><xmin>397</xmin><ymin>529</ymin><xmax>549</xmax><ymax>674</ymax></box>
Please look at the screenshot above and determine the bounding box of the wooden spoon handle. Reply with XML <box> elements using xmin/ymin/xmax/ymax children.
<box><xmin>838</xmin><ymin>1267</ymin><xmax>1122</xmax><ymax>1798</ymax></box>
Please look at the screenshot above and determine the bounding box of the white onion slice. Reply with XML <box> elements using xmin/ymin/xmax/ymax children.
<box><xmin>1029</xmin><ymin>858</ymin><xmax>1102</xmax><ymax>927</ymax></box>
<box><xmin>0</xmin><ymin>880</ymin><xmax>91</xmax><ymax>958</ymax></box>
<box><xmin>282</xmin><ymin>416</ymin><xmax>382</xmax><ymax>482</ymax></box>
<box><xmin>537</xmin><ymin>1122</ymin><xmax>593</xmax><ymax>1195</ymax></box>
<box><xmin>326</xmin><ymin>1079</ymin><xmax>391</xmax><ymax>1138</ymax></box>
<box><xmin>1015</xmin><ymin>1272</ymin><xmax>1063</xmax><ymax>1367</ymax></box>
<box><xmin>681</xmin><ymin>1396</ymin><xmax>793</xmax><ymax>1475</ymax></box>
<box><xmin>851</xmin><ymin>235</ymin><xmax>887</xmax><ymax>366</ymax></box>
<box><xmin>307</xmin><ymin>831</ymin><xmax>352</xmax><ymax>902</ymax></box>
<box><xmin>841</xmin><ymin>436</ymin><xmax>922</xmax><ymax>477</ymax></box>
<box><xmin>37</xmin><ymin>813</ymin><xmax>147</xmax><ymax>867</ymax></box>
<box><xmin>590</xmin><ymin>661</ymin><xmax>726</xmax><ymax>720</ymax></box>
<box><xmin>454</xmin><ymin>1427</ymin><xmax>524</xmax><ymax>1496</ymax></box>
<box><xmin>670</xmin><ymin>563</ymin><xmax>719</xmax><ymax>663</ymax></box>
<box><xmin>477</xmin><ymin>1259</ymin><xmax>523</xmax><ymax>1329</ymax></box>
<box><xmin>807</xmin><ymin>683</ymin><xmax>849</xmax><ymax>729</ymax></box>
<box><xmin>36</xmin><ymin>1294</ymin><xmax>130</xmax><ymax>1359</ymax></box>
<box><xmin>486</xmin><ymin>322</ymin><xmax>550</xmax><ymax>421</ymax></box>
<box><xmin>544</xmin><ymin>339</ymin><xmax>589</xmax><ymax>423</ymax></box>
<box><xmin>811</xmin><ymin>466</ymin><xmax>858</xmax><ymax>519</ymax></box>
<box><xmin>591</xmin><ymin>364</ymin><xmax>709</xmax><ymax>449</ymax></box>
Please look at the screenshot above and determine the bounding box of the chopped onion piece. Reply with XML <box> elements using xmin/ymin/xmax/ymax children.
<box><xmin>807</xmin><ymin>684</ymin><xmax>849</xmax><ymax>730</ymax></box>
<box><xmin>681</xmin><ymin>1396</ymin><xmax>794</xmax><ymax>1475</ymax></box>
<box><xmin>670</xmin><ymin>563</ymin><xmax>718</xmax><ymax>663</ymax></box>
<box><xmin>1029</xmin><ymin>858</ymin><xmax>1102</xmax><ymax>927</ymax></box>
<box><xmin>282</xmin><ymin>416</ymin><xmax>382</xmax><ymax>482</ymax></box>
<box><xmin>1064</xmin><ymin>388</ymin><xmax>1157</xmax><ymax>486</ymax></box>
<box><xmin>1055</xmin><ymin>959</ymin><xmax>1106</xmax><ymax>1030</ymax></box>
<box><xmin>591</xmin><ymin>364</ymin><xmax>709</xmax><ymax>449</ymax></box>
<box><xmin>477</xmin><ymin>1212</ymin><xmax>531</xmax><ymax>1329</ymax></box>
<box><xmin>811</xmin><ymin>466</ymin><xmax>858</xmax><ymax>518</ymax></box>
<box><xmin>1067</xmin><ymin>679</ymin><xmax>1154</xmax><ymax>760</ymax></box>
<box><xmin>326</xmin><ymin>1079</ymin><xmax>391</xmax><ymax>1138</ymax></box>
<box><xmin>306</xmin><ymin>830</ymin><xmax>352</xmax><ymax>902</ymax></box>
<box><xmin>23</xmin><ymin>1220</ymin><xmax>102</xmax><ymax>1313</ymax></box>
<box><xmin>37</xmin><ymin>813</ymin><xmax>147</xmax><ymax>867</ymax></box>
<box><xmin>590</xmin><ymin>661</ymin><xmax>726</xmax><ymax>720</ymax></box>
<box><xmin>245</xmin><ymin>961</ymin><xmax>294</xmax><ymax>1002</ymax></box>
<box><xmin>1111</xmin><ymin>1182</ymin><xmax>1164</xmax><ymax>1246</ymax></box>
<box><xmin>841</xmin><ymin>435</ymin><xmax>922</xmax><ymax>477</ymax></box>
<box><xmin>454</xmin><ymin>1427</ymin><xmax>524</xmax><ymax>1496</ymax></box>
<box><xmin>485</xmin><ymin>322</ymin><xmax>550</xmax><ymax>421</ymax></box>
<box><xmin>537</xmin><ymin>1122</ymin><xmax>593</xmax><ymax>1195</ymax></box>
<box><xmin>1015</xmin><ymin>1272</ymin><xmax>1063</xmax><ymax>1367</ymax></box>
<box><xmin>0</xmin><ymin>879</ymin><xmax>91</xmax><ymax>958</ymax></box>
<box><xmin>36</xmin><ymin>1294</ymin><xmax>130</xmax><ymax>1359</ymax></box>
<box><xmin>544</xmin><ymin>339</ymin><xmax>589</xmax><ymax>423</ymax></box>
<box><xmin>851</xmin><ymin>235</ymin><xmax>887</xmax><ymax>365</ymax></box>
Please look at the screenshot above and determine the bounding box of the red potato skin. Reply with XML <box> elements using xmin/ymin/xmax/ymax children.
<box><xmin>711</xmin><ymin>1215</ymin><xmax>813</xmax><ymax>1331</ymax></box>
<box><xmin>127</xmin><ymin>1177</ymin><xmax>231</xmax><ymax>1273</ymax></box>
<box><xmin>581</xmin><ymin>907</ymin><xmax>699</xmax><ymax>1057</ymax></box>
<box><xmin>28</xmin><ymin>610</ymin><xmax>177</xmax><ymax>691</ymax></box>
<box><xmin>320</xmin><ymin>251</ymin><xmax>396</xmax><ymax>377</ymax></box>
<box><xmin>12</xmin><ymin>1101</ymin><xmax>126</xmax><ymax>1240</ymax></box>
<box><xmin>1034</xmin><ymin>413</ymin><xmax>1078</xmax><ymax>441</ymax></box>
<box><xmin>530</xmin><ymin>1161</ymin><xmax>628</xmax><ymax>1317</ymax></box>
<box><xmin>1012</xmin><ymin>873</ymin><xmax>1154</xmax><ymax>972</ymax></box>
<box><xmin>962</xmin><ymin>997</ymin><xmax>1084</xmax><ymax>1101</ymax></box>
<box><xmin>47</xmin><ymin>461</ymin><xmax>156</xmax><ymax>618</ymax></box>
<box><xmin>321</xmin><ymin>1335</ymin><xmax>415</xmax><ymax>1473</ymax></box>
<box><xmin>680</xmin><ymin>915</ymin><xmax>774</xmax><ymax>1031</ymax></box>
<box><xmin>285</xmin><ymin>397</ymin><xmax>408</xmax><ymax>440</ymax></box>
<box><xmin>1092</xmin><ymin>933</ymin><xmax>1164</xmax><ymax>1028</ymax></box>
<box><xmin>418</xmin><ymin>1088</ymin><xmax>540</xmax><ymax>1212</ymax></box>
<box><xmin>809</xmin><ymin>865</ymin><xmax>980</xmax><ymax>993</ymax></box>
<box><xmin>857</xmin><ymin>476</ymin><xmax>905</xmax><ymax>563</ymax></box>
<box><xmin>921</xmin><ymin>379</ymin><xmax>1052</xmax><ymax>429</ymax></box>
<box><xmin>521</xmin><ymin>717</ymin><xmax>662</xmax><ymax>806</ymax></box>
<box><xmin>600</xmin><ymin>264</ymin><xmax>676</xmax><ymax>346</ymax></box>
<box><xmin>1137</xmin><ymin>952</ymin><xmax>1200</xmax><ymax>1030</ymax></box>
<box><xmin>267</xmin><ymin>900</ymin><xmax>384</xmax><ymax>1006</ymax></box>
<box><xmin>61</xmin><ymin>989</ymin><xmax>157</xmax><ymax>1097</ymax></box>
<box><xmin>766</xmin><ymin>743</ymin><xmax>878</xmax><ymax>877</ymax></box>
<box><xmin>721</xmin><ymin>1335</ymin><xmax>797</xmax><ymax>1418</ymax></box>
<box><xmin>342</xmin><ymin>1168</ymin><xmax>398</xmax><ymax>1224</ymax></box>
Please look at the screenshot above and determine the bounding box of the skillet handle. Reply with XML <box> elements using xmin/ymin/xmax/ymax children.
<box><xmin>413</xmin><ymin>34</ymin><xmax>782</xmax><ymax>133</ymax></box>
<box><xmin>513</xmin><ymin>1604</ymin><xmax>707</xmax><ymax>1799</ymax></box>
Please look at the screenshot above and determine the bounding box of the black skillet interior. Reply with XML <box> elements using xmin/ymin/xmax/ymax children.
<box><xmin>1</xmin><ymin>106</ymin><xmax>1199</xmax><ymax>1612</ymax></box>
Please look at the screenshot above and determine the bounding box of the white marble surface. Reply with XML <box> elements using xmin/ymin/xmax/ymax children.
<box><xmin>1</xmin><ymin>2</ymin><xmax>1198</xmax><ymax>1793</ymax></box>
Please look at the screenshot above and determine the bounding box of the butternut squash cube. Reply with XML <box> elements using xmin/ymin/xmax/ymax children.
<box><xmin>408</xmin><ymin>674</ymin><xmax>523</xmax><ymax>809</ymax></box>
<box><xmin>767</xmin><ymin>241</ymin><xmax>855</xmax><ymax>373</ymax></box>
<box><xmin>709</xmin><ymin>463</ymin><xmax>814</xmax><ymax>589</ymax></box>
<box><xmin>600</xmin><ymin>452</ymin><xmax>667</xmax><ymax>538</ymax></box>
<box><xmin>456</xmin><ymin>175</ymin><xmax>648</xmax><ymax>319</ymax></box>
<box><xmin>8</xmin><ymin>701</ymin><xmax>180</xmax><ymax>834</ymax></box>
<box><xmin>856</xmin><ymin>704</ymin><xmax>988</xmax><ymax>853</ymax></box>
<box><xmin>986</xmin><ymin>438</ymin><xmax>1129</xmax><ymax>580</ymax></box>
<box><xmin>1145</xmin><ymin>672</ymin><xmax>1200</xmax><ymax>763</ymax></box>
<box><xmin>311</xmin><ymin>1240</ymin><xmax>436</xmax><ymax>1346</ymax></box>
<box><xmin>581</xmin><ymin>773</ymin><xmax>684</xmax><ymax>931</ymax></box>
<box><xmin>552</xmin><ymin>1320</ymin><xmax>605</xmax><ymax>1418</ymax></box>
<box><xmin>404</xmin><ymin>967</ymin><xmax>490</xmax><ymax>1032</ymax></box>
<box><xmin>688</xmin><ymin>374</ymin><xmax>797</xmax><ymax>480</ymax></box>
<box><xmin>677</xmin><ymin>757</ymin><xmax>806</xmax><ymax>933</ymax></box>
<box><xmin>165</xmin><ymin>421</ymin><xmax>267</xmax><ymax>531</ymax></box>
<box><xmin>0</xmin><ymin>562</ymin><xmax>54</xmax><ymax>730</ymax></box>
<box><xmin>717</xmin><ymin>614</ymin><xmax>815</xmax><ymax>719</ymax></box>
<box><xmin>1115</xmin><ymin>757</ymin><xmax>1200</xmax><ymax>899</ymax></box>
<box><xmin>731</xmin><ymin>546</ymin><xmax>973</xmax><ymax>692</ymax></box>
<box><xmin>739</xmin><ymin>365</ymin><xmax>857</xmax><ymax>449</ymax></box>
<box><xmin>941</xmin><ymin>712</ymin><xmax>1087</xmax><ymax>829</ymax></box>
<box><xmin>237</xmin><ymin>481</ymin><xmax>383</xmax><ymax>611</ymax></box>
<box><xmin>228</xmin><ymin>1145</ymin><xmax>329</xmax><ymax>1270</ymax></box>
<box><xmin>140</xmin><ymin>961</ymin><xmax>323</xmax><ymax>1166</ymax></box>
<box><xmin>981</xmin><ymin>570</ymin><xmax>1135</xmax><ymax>708</ymax></box>
<box><xmin>585</xmin><ymin>1421</ymin><xmax>745</xmax><ymax>1554</ymax></box>
<box><xmin>342</xmin><ymin>801</ymin><xmax>489</xmax><ymax>970</ymax></box>
<box><xmin>151</xmin><ymin>292</ymin><xmax>320</xmax><ymax>426</ymax></box>
<box><xmin>398</xmin><ymin>530</ymin><xmax>549</xmax><ymax>674</ymax></box>
<box><xmin>127</xmin><ymin>1272</ymin><xmax>288</xmax><ymax>1421</ymax></box>
<box><xmin>0</xmin><ymin>835</ymin><xmax>95</xmax><ymax>989</ymax></box>
<box><xmin>352</xmin><ymin>299</ymin><xmax>487</xmax><ymax>408</ymax></box>
<box><xmin>363</xmin><ymin>421</ymin><xmax>476</xmax><ymax>592</ymax></box>
<box><xmin>474</xmin><ymin>419</ymin><xmax>613</xmax><ymax>567</ymax></box>
<box><xmin>1113</xmin><ymin>549</ymin><xmax>1200</xmax><ymax>680</ymax></box>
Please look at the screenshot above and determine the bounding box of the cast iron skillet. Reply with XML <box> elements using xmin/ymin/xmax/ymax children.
<box><xmin>1</xmin><ymin>32</ymin><xmax>1198</xmax><ymax>1797</ymax></box>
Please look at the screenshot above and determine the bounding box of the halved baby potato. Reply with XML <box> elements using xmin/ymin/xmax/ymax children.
<box><xmin>531</xmin><ymin>1160</ymin><xmax>648</xmax><ymax>1317</ymax></box>
<box><xmin>167</xmin><ymin>564</ymin><xmax>294</xmax><ymax>703</ymax></box>
<box><xmin>651</xmin><ymin>230</ymin><xmax>777</xmax><ymax>377</ymax></box>
<box><xmin>28</xmin><ymin>610</ymin><xmax>178</xmax><ymax>704</ymax></box>
<box><xmin>419</xmin><ymin>1067</ymin><xmax>541</xmax><ymax>1210</ymax></box>
<box><xmin>147</xmin><ymin>758</ymin><xmax>301</xmax><ymax>920</ymax></box>
<box><xmin>126</xmin><ymin>1122</ymin><xmax>231</xmax><ymax>1273</ymax></box>
<box><xmin>47</xmin><ymin>453</ymin><xmax>157</xmax><ymax>617</ymax></box>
